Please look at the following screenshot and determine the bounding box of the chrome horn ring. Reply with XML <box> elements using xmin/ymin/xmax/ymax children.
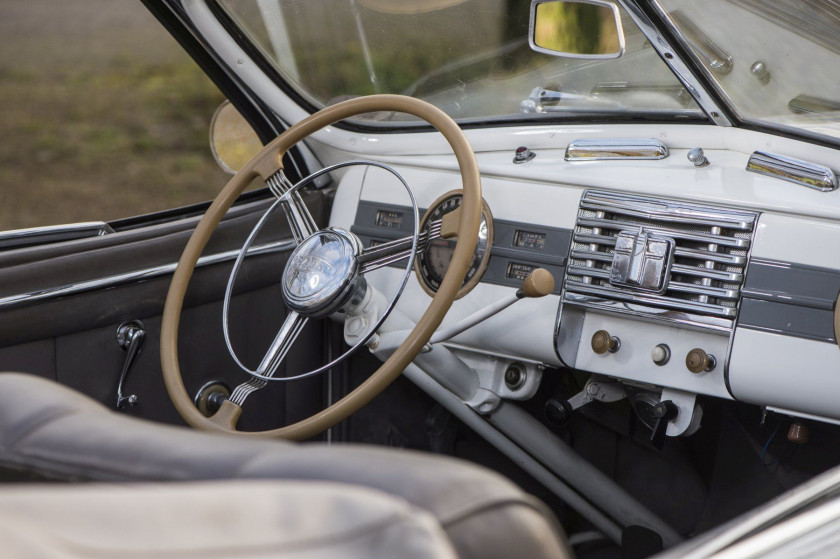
<box><xmin>222</xmin><ymin>160</ymin><xmax>419</xmax><ymax>383</ymax></box>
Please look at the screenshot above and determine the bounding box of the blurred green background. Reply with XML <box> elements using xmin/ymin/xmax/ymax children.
<box><xmin>0</xmin><ymin>0</ymin><xmax>229</xmax><ymax>230</ymax></box>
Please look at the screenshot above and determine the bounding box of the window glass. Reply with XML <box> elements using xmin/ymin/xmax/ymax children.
<box><xmin>217</xmin><ymin>0</ymin><xmax>702</xmax><ymax>126</ymax></box>
<box><xmin>654</xmin><ymin>0</ymin><xmax>840</xmax><ymax>144</ymax></box>
<box><xmin>0</xmin><ymin>0</ymin><xmax>229</xmax><ymax>231</ymax></box>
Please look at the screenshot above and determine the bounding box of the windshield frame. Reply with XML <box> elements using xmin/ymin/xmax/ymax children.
<box><xmin>205</xmin><ymin>0</ymin><xmax>711</xmax><ymax>134</ymax></box>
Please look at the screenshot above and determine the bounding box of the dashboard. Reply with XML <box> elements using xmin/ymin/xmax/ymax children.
<box><xmin>331</xmin><ymin>140</ymin><xmax>840</xmax><ymax>428</ymax></box>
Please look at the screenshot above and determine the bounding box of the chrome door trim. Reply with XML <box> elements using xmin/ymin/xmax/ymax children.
<box><xmin>0</xmin><ymin>222</ymin><xmax>114</xmax><ymax>251</ymax></box>
<box><xmin>0</xmin><ymin>239</ymin><xmax>296</xmax><ymax>311</ymax></box>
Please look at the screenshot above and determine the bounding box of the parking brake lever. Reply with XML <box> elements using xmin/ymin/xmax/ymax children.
<box><xmin>430</xmin><ymin>269</ymin><xmax>555</xmax><ymax>344</ymax></box>
<box><xmin>115</xmin><ymin>320</ymin><xmax>145</xmax><ymax>409</ymax></box>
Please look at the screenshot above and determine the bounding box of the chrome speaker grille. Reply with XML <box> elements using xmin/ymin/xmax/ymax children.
<box><xmin>563</xmin><ymin>191</ymin><xmax>758</xmax><ymax>331</ymax></box>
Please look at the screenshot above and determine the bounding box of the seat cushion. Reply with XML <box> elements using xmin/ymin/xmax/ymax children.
<box><xmin>0</xmin><ymin>372</ymin><xmax>571</xmax><ymax>559</ymax></box>
<box><xmin>0</xmin><ymin>480</ymin><xmax>457</xmax><ymax>558</ymax></box>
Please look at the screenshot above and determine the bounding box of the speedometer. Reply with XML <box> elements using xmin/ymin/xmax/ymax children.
<box><xmin>415</xmin><ymin>190</ymin><xmax>493</xmax><ymax>299</ymax></box>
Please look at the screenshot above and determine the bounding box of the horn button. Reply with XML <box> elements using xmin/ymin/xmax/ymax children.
<box><xmin>282</xmin><ymin>229</ymin><xmax>363</xmax><ymax>317</ymax></box>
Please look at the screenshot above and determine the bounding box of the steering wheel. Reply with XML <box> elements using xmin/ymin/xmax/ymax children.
<box><xmin>160</xmin><ymin>94</ymin><xmax>481</xmax><ymax>440</ymax></box>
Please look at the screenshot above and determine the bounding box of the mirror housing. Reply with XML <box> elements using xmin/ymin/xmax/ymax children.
<box><xmin>529</xmin><ymin>0</ymin><xmax>625</xmax><ymax>59</ymax></box>
<box><xmin>209</xmin><ymin>100</ymin><xmax>263</xmax><ymax>175</ymax></box>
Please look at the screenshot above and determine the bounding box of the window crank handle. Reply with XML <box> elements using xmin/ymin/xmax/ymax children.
<box><xmin>115</xmin><ymin>320</ymin><xmax>145</xmax><ymax>409</ymax></box>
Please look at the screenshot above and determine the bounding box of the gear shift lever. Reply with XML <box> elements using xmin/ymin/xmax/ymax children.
<box><xmin>430</xmin><ymin>269</ymin><xmax>555</xmax><ymax>344</ymax></box>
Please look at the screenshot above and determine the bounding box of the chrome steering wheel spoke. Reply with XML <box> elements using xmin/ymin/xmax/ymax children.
<box><xmin>267</xmin><ymin>171</ymin><xmax>318</xmax><ymax>244</ymax></box>
<box><xmin>357</xmin><ymin>218</ymin><xmax>442</xmax><ymax>275</ymax></box>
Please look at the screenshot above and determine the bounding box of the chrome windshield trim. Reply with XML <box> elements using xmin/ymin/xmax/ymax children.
<box><xmin>617</xmin><ymin>0</ymin><xmax>732</xmax><ymax>127</ymax></box>
<box><xmin>0</xmin><ymin>222</ymin><xmax>114</xmax><ymax>251</ymax></box>
<box><xmin>565</xmin><ymin>139</ymin><xmax>669</xmax><ymax>161</ymax></box>
<box><xmin>746</xmin><ymin>151</ymin><xmax>838</xmax><ymax>192</ymax></box>
<box><xmin>0</xmin><ymin>239</ymin><xmax>296</xmax><ymax>311</ymax></box>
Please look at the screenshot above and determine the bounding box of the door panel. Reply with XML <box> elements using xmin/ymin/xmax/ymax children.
<box><xmin>0</xmin><ymin>190</ymin><xmax>330</xmax><ymax>432</ymax></box>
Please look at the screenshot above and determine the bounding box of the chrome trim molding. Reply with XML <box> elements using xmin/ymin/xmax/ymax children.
<box><xmin>746</xmin><ymin>151</ymin><xmax>838</xmax><ymax>192</ymax></box>
<box><xmin>617</xmin><ymin>0</ymin><xmax>732</xmax><ymax>126</ymax></box>
<box><xmin>0</xmin><ymin>239</ymin><xmax>296</xmax><ymax>311</ymax></box>
<box><xmin>563</xmin><ymin>292</ymin><xmax>732</xmax><ymax>333</ymax></box>
<box><xmin>0</xmin><ymin>222</ymin><xmax>114</xmax><ymax>251</ymax></box>
<box><xmin>565</xmin><ymin>139</ymin><xmax>669</xmax><ymax>161</ymax></box>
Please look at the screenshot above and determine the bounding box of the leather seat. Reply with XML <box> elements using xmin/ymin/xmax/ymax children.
<box><xmin>0</xmin><ymin>373</ymin><xmax>571</xmax><ymax>559</ymax></box>
<box><xmin>0</xmin><ymin>480</ymin><xmax>459</xmax><ymax>558</ymax></box>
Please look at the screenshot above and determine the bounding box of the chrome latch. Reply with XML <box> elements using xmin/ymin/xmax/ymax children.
<box><xmin>609</xmin><ymin>229</ymin><xmax>673</xmax><ymax>293</ymax></box>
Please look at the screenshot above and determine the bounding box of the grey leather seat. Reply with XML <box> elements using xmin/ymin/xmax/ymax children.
<box><xmin>0</xmin><ymin>373</ymin><xmax>571</xmax><ymax>559</ymax></box>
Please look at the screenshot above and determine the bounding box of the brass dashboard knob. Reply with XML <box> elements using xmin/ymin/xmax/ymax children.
<box><xmin>591</xmin><ymin>330</ymin><xmax>620</xmax><ymax>354</ymax></box>
<box><xmin>686</xmin><ymin>348</ymin><xmax>716</xmax><ymax>373</ymax></box>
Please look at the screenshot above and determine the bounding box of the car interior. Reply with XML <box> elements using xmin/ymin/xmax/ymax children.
<box><xmin>3</xmin><ymin>0</ymin><xmax>840</xmax><ymax>558</ymax></box>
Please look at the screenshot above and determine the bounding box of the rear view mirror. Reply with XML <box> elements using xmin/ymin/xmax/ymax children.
<box><xmin>209</xmin><ymin>100</ymin><xmax>263</xmax><ymax>175</ymax></box>
<box><xmin>529</xmin><ymin>0</ymin><xmax>625</xmax><ymax>59</ymax></box>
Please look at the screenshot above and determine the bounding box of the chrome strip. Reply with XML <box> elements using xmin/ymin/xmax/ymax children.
<box><xmin>565</xmin><ymin>139</ymin><xmax>669</xmax><ymax>161</ymax></box>
<box><xmin>0</xmin><ymin>222</ymin><xmax>114</xmax><ymax>251</ymax></box>
<box><xmin>0</xmin><ymin>239</ymin><xmax>296</xmax><ymax>311</ymax></box>
<box><xmin>746</xmin><ymin>151</ymin><xmax>838</xmax><ymax>192</ymax></box>
<box><xmin>616</xmin><ymin>0</ymin><xmax>732</xmax><ymax>126</ymax></box>
<box><xmin>563</xmin><ymin>292</ymin><xmax>733</xmax><ymax>333</ymax></box>
<box><xmin>581</xmin><ymin>191</ymin><xmax>756</xmax><ymax>229</ymax></box>
<box><xmin>564</xmin><ymin>281</ymin><xmax>738</xmax><ymax>318</ymax></box>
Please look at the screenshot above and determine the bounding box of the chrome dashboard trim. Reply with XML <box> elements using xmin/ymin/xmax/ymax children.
<box><xmin>617</xmin><ymin>0</ymin><xmax>732</xmax><ymax>127</ymax></box>
<box><xmin>0</xmin><ymin>239</ymin><xmax>296</xmax><ymax>311</ymax></box>
<box><xmin>746</xmin><ymin>151</ymin><xmax>838</xmax><ymax>192</ymax></box>
<box><xmin>0</xmin><ymin>222</ymin><xmax>114</xmax><ymax>251</ymax></box>
<box><xmin>580</xmin><ymin>191</ymin><xmax>756</xmax><ymax>230</ymax></box>
<box><xmin>563</xmin><ymin>292</ymin><xmax>732</xmax><ymax>333</ymax></box>
<box><xmin>565</xmin><ymin>139</ymin><xmax>669</xmax><ymax>161</ymax></box>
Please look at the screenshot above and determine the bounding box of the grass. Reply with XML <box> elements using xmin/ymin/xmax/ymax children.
<box><xmin>0</xmin><ymin>1</ymin><xmax>230</xmax><ymax>230</ymax></box>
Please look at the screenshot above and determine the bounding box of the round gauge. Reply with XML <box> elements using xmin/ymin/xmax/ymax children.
<box><xmin>415</xmin><ymin>190</ymin><xmax>493</xmax><ymax>299</ymax></box>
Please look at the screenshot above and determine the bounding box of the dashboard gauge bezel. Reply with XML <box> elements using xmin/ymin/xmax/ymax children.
<box><xmin>415</xmin><ymin>189</ymin><xmax>494</xmax><ymax>299</ymax></box>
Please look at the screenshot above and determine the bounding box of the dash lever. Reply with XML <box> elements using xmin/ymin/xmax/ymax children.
<box><xmin>115</xmin><ymin>320</ymin><xmax>145</xmax><ymax>409</ymax></box>
<box><xmin>650</xmin><ymin>400</ymin><xmax>678</xmax><ymax>449</ymax></box>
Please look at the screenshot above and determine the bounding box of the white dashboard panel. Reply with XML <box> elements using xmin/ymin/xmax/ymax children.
<box><xmin>570</xmin><ymin>312</ymin><xmax>732</xmax><ymax>400</ymax></box>
<box><xmin>752</xmin><ymin>212</ymin><xmax>840</xmax><ymax>269</ymax></box>
<box><xmin>729</xmin><ymin>328</ymin><xmax>840</xmax><ymax>421</ymax></box>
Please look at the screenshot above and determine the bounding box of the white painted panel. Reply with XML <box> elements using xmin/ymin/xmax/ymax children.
<box><xmin>752</xmin><ymin>213</ymin><xmax>840</xmax><ymax>269</ymax></box>
<box><xmin>572</xmin><ymin>313</ymin><xmax>732</xmax><ymax>400</ymax></box>
<box><xmin>729</xmin><ymin>328</ymin><xmax>840</xmax><ymax>420</ymax></box>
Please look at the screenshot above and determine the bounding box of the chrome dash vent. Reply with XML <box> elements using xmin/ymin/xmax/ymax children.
<box><xmin>562</xmin><ymin>191</ymin><xmax>758</xmax><ymax>332</ymax></box>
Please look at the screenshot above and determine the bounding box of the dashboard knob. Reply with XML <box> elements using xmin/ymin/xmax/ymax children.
<box><xmin>686</xmin><ymin>348</ymin><xmax>716</xmax><ymax>373</ymax></box>
<box><xmin>591</xmin><ymin>330</ymin><xmax>620</xmax><ymax>354</ymax></box>
<box><xmin>651</xmin><ymin>344</ymin><xmax>671</xmax><ymax>365</ymax></box>
<box><xmin>519</xmin><ymin>268</ymin><xmax>555</xmax><ymax>298</ymax></box>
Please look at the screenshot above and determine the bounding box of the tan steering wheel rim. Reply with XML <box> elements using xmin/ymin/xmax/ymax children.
<box><xmin>161</xmin><ymin>94</ymin><xmax>482</xmax><ymax>440</ymax></box>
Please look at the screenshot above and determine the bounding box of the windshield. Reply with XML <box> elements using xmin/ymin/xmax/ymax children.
<box><xmin>214</xmin><ymin>0</ymin><xmax>703</xmax><ymax>126</ymax></box>
<box><xmin>654</xmin><ymin>0</ymin><xmax>840</xmax><ymax>144</ymax></box>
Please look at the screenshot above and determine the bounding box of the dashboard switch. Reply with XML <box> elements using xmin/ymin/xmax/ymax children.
<box><xmin>651</xmin><ymin>344</ymin><xmax>671</xmax><ymax>365</ymax></box>
<box><xmin>686</xmin><ymin>348</ymin><xmax>716</xmax><ymax>373</ymax></box>
<box><xmin>591</xmin><ymin>330</ymin><xmax>620</xmax><ymax>354</ymax></box>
